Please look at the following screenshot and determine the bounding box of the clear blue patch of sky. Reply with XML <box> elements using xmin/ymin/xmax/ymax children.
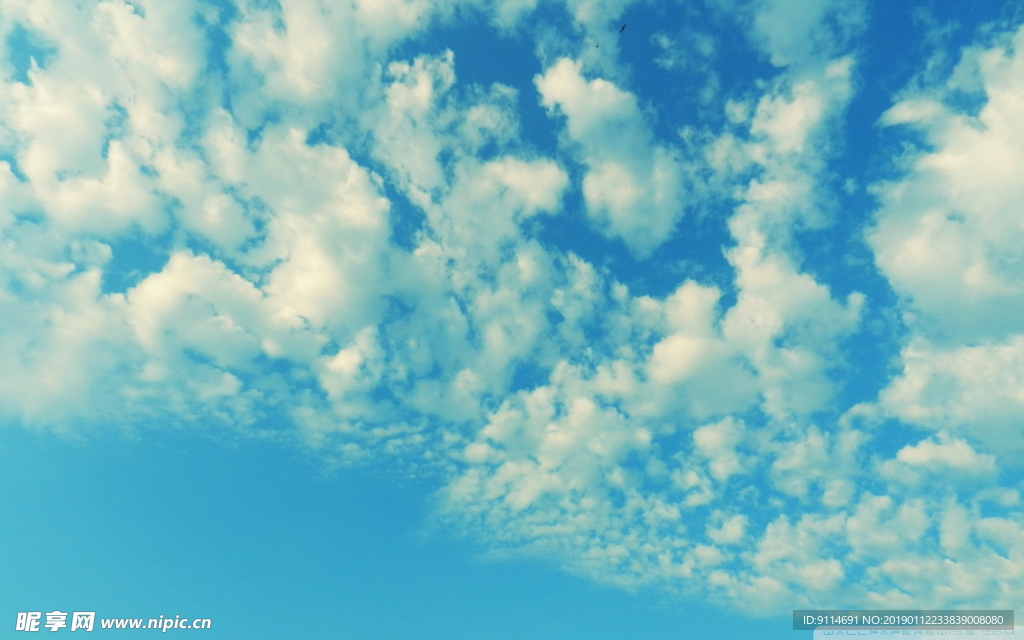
<box><xmin>101</xmin><ymin>233</ymin><xmax>173</xmax><ymax>295</ymax></box>
<box><xmin>197</xmin><ymin>0</ymin><xmax>238</xmax><ymax>78</ymax></box>
<box><xmin>4</xmin><ymin>23</ymin><xmax>56</xmax><ymax>85</ymax></box>
<box><xmin>0</xmin><ymin>428</ymin><xmax>807</xmax><ymax>639</ymax></box>
<box><xmin>864</xmin><ymin>418</ymin><xmax>930</xmax><ymax>460</ymax></box>
<box><xmin>620</xmin><ymin>0</ymin><xmax>778</xmax><ymax>141</ymax></box>
<box><xmin>0</xmin><ymin>153</ymin><xmax>27</xmax><ymax>181</ymax></box>
<box><xmin>509</xmin><ymin>357</ymin><xmax>550</xmax><ymax>392</ymax></box>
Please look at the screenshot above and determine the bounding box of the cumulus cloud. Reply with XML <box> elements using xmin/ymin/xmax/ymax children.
<box><xmin>707</xmin><ymin>57</ymin><xmax>864</xmax><ymax>421</ymax></box>
<box><xmin>877</xmin><ymin>336</ymin><xmax>1024</xmax><ymax>457</ymax></box>
<box><xmin>870</xmin><ymin>23</ymin><xmax>1024</xmax><ymax>458</ymax></box>
<box><xmin>535</xmin><ymin>57</ymin><xmax>688</xmax><ymax>256</ymax></box>
<box><xmin>897</xmin><ymin>435</ymin><xmax>996</xmax><ymax>472</ymax></box>
<box><xmin>1</xmin><ymin>0</ymin><xmax>1023</xmax><ymax>621</ymax></box>
<box><xmin>869</xmin><ymin>25</ymin><xmax>1024</xmax><ymax>345</ymax></box>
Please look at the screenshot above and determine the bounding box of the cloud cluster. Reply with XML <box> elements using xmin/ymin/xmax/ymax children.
<box><xmin>1</xmin><ymin>0</ymin><xmax>1022</xmax><ymax>617</ymax></box>
<box><xmin>870</xmin><ymin>23</ymin><xmax>1024</xmax><ymax>457</ymax></box>
<box><xmin>535</xmin><ymin>57</ymin><xmax>688</xmax><ymax>256</ymax></box>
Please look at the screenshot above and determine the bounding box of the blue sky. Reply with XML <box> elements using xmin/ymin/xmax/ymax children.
<box><xmin>2</xmin><ymin>0</ymin><xmax>1023</xmax><ymax>637</ymax></box>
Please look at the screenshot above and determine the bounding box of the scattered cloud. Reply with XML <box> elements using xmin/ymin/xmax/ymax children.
<box><xmin>1</xmin><ymin>0</ymin><xmax>1022</xmax><ymax>619</ymax></box>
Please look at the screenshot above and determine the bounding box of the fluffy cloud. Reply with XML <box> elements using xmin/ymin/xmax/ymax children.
<box><xmin>869</xmin><ymin>25</ymin><xmax>1024</xmax><ymax>345</ymax></box>
<box><xmin>535</xmin><ymin>58</ymin><xmax>687</xmax><ymax>256</ymax></box>
<box><xmin>876</xmin><ymin>433</ymin><xmax>998</xmax><ymax>490</ymax></box>
<box><xmin>871</xmin><ymin>24</ymin><xmax>1024</xmax><ymax>458</ymax></box>
<box><xmin>878</xmin><ymin>337</ymin><xmax>1024</xmax><ymax>456</ymax></box>
<box><xmin>711</xmin><ymin>57</ymin><xmax>864</xmax><ymax>420</ymax></box>
<box><xmin>2</xmin><ymin>0</ymin><xmax>1023</xmax><ymax>621</ymax></box>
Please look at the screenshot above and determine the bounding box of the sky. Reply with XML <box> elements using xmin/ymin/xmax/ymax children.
<box><xmin>1</xmin><ymin>0</ymin><xmax>1023</xmax><ymax>637</ymax></box>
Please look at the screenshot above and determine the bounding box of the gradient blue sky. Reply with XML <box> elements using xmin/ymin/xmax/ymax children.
<box><xmin>2</xmin><ymin>0</ymin><xmax>1023</xmax><ymax>637</ymax></box>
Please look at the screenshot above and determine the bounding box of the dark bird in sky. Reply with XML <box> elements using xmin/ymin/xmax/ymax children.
<box><xmin>619</xmin><ymin>23</ymin><xmax>627</xmax><ymax>33</ymax></box>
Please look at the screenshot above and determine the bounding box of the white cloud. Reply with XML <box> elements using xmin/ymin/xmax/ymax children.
<box><xmin>747</xmin><ymin>0</ymin><xmax>865</xmax><ymax>68</ymax></box>
<box><xmin>486</xmin><ymin>0</ymin><xmax>538</xmax><ymax>30</ymax></box>
<box><xmin>94</xmin><ymin>0</ymin><xmax>206</xmax><ymax>91</ymax></box>
<box><xmin>768</xmin><ymin>426</ymin><xmax>866</xmax><ymax>501</ymax></box>
<box><xmin>0</xmin><ymin>261</ymin><xmax>137</xmax><ymax>427</ymax></box>
<box><xmin>750</xmin><ymin>74</ymin><xmax>830</xmax><ymax>155</ymax></box>
<box><xmin>877</xmin><ymin>336</ymin><xmax>1024</xmax><ymax>457</ymax></box>
<box><xmin>126</xmin><ymin>251</ymin><xmax>320</xmax><ymax>367</ymax></box>
<box><xmin>692</xmin><ymin>418</ymin><xmax>748</xmax><ymax>482</ymax></box>
<box><xmin>6</xmin><ymin>65</ymin><xmax>110</xmax><ymax>179</ymax></box>
<box><xmin>874</xmin><ymin>433</ymin><xmax>999</xmax><ymax>494</ymax></box>
<box><xmin>240</xmin><ymin>126</ymin><xmax>391</xmax><ymax>333</ymax></box>
<box><xmin>706</xmin><ymin>512</ymin><xmax>748</xmax><ymax>545</ymax></box>
<box><xmin>722</xmin><ymin>243</ymin><xmax>864</xmax><ymax>419</ymax></box>
<box><xmin>896</xmin><ymin>435</ymin><xmax>996</xmax><ymax>472</ymax></box>
<box><xmin>700</xmin><ymin>57</ymin><xmax>864</xmax><ymax>420</ymax></box>
<box><xmin>647</xmin><ymin>280</ymin><xmax>724</xmax><ymax>384</ymax></box>
<box><xmin>868</xmin><ymin>24</ymin><xmax>1024</xmax><ymax>345</ymax></box>
<box><xmin>3</xmin><ymin>0</ymin><xmax>1024</xmax><ymax>622</ymax></box>
<box><xmin>748</xmin><ymin>513</ymin><xmax>847</xmax><ymax>596</ymax></box>
<box><xmin>426</xmin><ymin>156</ymin><xmax>568</xmax><ymax>267</ymax></box>
<box><xmin>864</xmin><ymin>27</ymin><xmax>1024</xmax><ymax>458</ymax></box>
<box><xmin>535</xmin><ymin>58</ymin><xmax>687</xmax><ymax>256</ymax></box>
<box><xmin>0</xmin><ymin>0</ymin><xmax>219</xmax><ymax>241</ymax></box>
<box><xmin>229</xmin><ymin>0</ymin><xmax>363</xmax><ymax>109</ymax></box>
<box><xmin>3</xmin><ymin>65</ymin><xmax>167</xmax><ymax>236</ymax></box>
<box><xmin>845</xmin><ymin>494</ymin><xmax>931</xmax><ymax>562</ymax></box>
<box><xmin>368</xmin><ymin>50</ymin><xmax>457</xmax><ymax>197</ymax></box>
<box><xmin>33</xmin><ymin>140</ymin><xmax>166</xmax><ymax>236</ymax></box>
